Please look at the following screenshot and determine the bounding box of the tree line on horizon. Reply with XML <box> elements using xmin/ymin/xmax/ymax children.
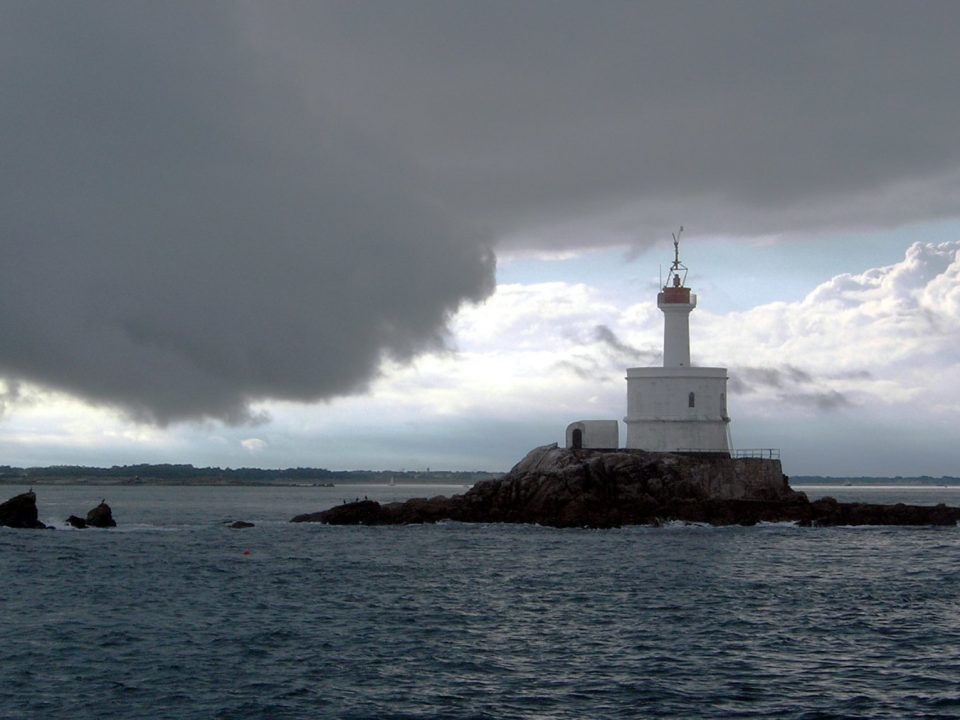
<box><xmin>0</xmin><ymin>464</ymin><xmax>499</xmax><ymax>482</ymax></box>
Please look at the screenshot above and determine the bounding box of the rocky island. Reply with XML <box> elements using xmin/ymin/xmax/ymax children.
<box><xmin>0</xmin><ymin>490</ymin><xmax>48</xmax><ymax>529</ymax></box>
<box><xmin>0</xmin><ymin>491</ymin><xmax>117</xmax><ymax>530</ymax></box>
<box><xmin>66</xmin><ymin>500</ymin><xmax>117</xmax><ymax>529</ymax></box>
<box><xmin>292</xmin><ymin>444</ymin><xmax>960</xmax><ymax>528</ymax></box>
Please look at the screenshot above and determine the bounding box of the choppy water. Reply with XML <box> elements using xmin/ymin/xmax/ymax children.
<box><xmin>2</xmin><ymin>483</ymin><xmax>960</xmax><ymax>719</ymax></box>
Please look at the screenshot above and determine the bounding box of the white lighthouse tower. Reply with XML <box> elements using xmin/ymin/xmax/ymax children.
<box><xmin>623</xmin><ymin>229</ymin><xmax>731</xmax><ymax>452</ymax></box>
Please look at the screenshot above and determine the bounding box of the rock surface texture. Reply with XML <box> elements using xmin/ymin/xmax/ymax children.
<box><xmin>0</xmin><ymin>491</ymin><xmax>48</xmax><ymax>529</ymax></box>
<box><xmin>292</xmin><ymin>444</ymin><xmax>960</xmax><ymax>528</ymax></box>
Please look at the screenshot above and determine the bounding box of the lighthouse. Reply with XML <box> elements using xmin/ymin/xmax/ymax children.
<box><xmin>623</xmin><ymin>229</ymin><xmax>731</xmax><ymax>452</ymax></box>
<box><xmin>658</xmin><ymin>242</ymin><xmax>696</xmax><ymax>368</ymax></box>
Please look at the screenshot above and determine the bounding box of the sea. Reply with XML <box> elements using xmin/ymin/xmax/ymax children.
<box><xmin>3</xmin><ymin>482</ymin><xmax>960</xmax><ymax>719</ymax></box>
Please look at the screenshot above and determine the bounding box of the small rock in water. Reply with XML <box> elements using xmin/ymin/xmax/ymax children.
<box><xmin>228</xmin><ymin>520</ymin><xmax>255</xmax><ymax>529</ymax></box>
<box><xmin>66</xmin><ymin>515</ymin><xmax>88</xmax><ymax>529</ymax></box>
<box><xmin>84</xmin><ymin>500</ymin><xmax>117</xmax><ymax>528</ymax></box>
<box><xmin>292</xmin><ymin>499</ymin><xmax>383</xmax><ymax>525</ymax></box>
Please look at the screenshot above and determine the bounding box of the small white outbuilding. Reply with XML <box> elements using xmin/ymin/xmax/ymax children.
<box><xmin>565</xmin><ymin>420</ymin><xmax>619</xmax><ymax>450</ymax></box>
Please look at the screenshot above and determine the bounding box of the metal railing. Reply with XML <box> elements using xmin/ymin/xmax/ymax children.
<box><xmin>675</xmin><ymin>448</ymin><xmax>781</xmax><ymax>459</ymax></box>
<box><xmin>731</xmin><ymin>448</ymin><xmax>780</xmax><ymax>459</ymax></box>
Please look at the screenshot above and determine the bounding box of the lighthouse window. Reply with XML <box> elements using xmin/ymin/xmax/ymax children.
<box><xmin>688</xmin><ymin>392</ymin><xmax>695</xmax><ymax>408</ymax></box>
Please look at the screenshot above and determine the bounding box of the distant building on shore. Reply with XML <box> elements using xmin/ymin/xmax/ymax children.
<box><xmin>566</xmin><ymin>229</ymin><xmax>731</xmax><ymax>453</ymax></box>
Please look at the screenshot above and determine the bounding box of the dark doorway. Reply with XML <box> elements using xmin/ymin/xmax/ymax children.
<box><xmin>572</xmin><ymin>428</ymin><xmax>583</xmax><ymax>449</ymax></box>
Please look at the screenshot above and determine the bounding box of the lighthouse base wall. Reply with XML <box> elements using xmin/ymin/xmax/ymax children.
<box><xmin>624</xmin><ymin>419</ymin><xmax>729</xmax><ymax>453</ymax></box>
<box><xmin>624</xmin><ymin>366</ymin><xmax>730</xmax><ymax>452</ymax></box>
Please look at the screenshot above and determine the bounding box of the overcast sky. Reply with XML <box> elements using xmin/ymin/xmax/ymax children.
<box><xmin>1</xmin><ymin>2</ymin><xmax>959</xmax><ymax>476</ymax></box>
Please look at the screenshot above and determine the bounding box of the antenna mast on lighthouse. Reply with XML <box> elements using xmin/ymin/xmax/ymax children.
<box><xmin>657</xmin><ymin>226</ymin><xmax>695</xmax><ymax>367</ymax></box>
<box><xmin>667</xmin><ymin>226</ymin><xmax>688</xmax><ymax>288</ymax></box>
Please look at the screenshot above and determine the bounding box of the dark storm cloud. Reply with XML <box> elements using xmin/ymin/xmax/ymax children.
<box><xmin>729</xmin><ymin>365</ymin><xmax>814</xmax><ymax>393</ymax></box>
<box><xmin>780</xmin><ymin>391</ymin><xmax>852</xmax><ymax>411</ymax></box>
<box><xmin>730</xmin><ymin>365</ymin><xmax>872</xmax><ymax>396</ymax></box>
<box><xmin>2</xmin><ymin>2</ymin><xmax>955</xmax><ymax>422</ymax></box>
<box><xmin>555</xmin><ymin>325</ymin><xmax>657</xmax><ymax>378</ymax></box>
<box><xmin>593</xmin><ymin>325</ymin><xmax>659</xmax><ymax>364</ymax></box>
<box><xmin>0</xmin><ymin>381</ymin><xmax>25</xmax><ymax>417</ymax></box>
<box><xmin>593</xmin><ymin>325</ymin><xmax>637</xmax><ymax>358</ymax></box>
<box><xmin>553</xmin><ymin>359</ymin><xmax>598</xmax><ymax>382</ymax></box>
<box><xmin>0</xmin><ymin>3</ymin><xmax>493</xmax><ymax>423</ymax></box>
<box><xmin>730</xmin><ymin>365</ymin><xmax>859</xmax><ymax>411</ymax></box>
<box><xmin>255</xmin><ymin>0</ymin><xmax>960</xmax><ymax>246</ymax></box>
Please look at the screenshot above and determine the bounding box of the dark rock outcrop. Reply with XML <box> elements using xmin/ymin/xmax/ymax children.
<box><xmin>294</xmin><ymin>499</ymin><xmax>384</xmax><ymax>525</ymax></box>
<box><xmin>68</xmin><ymin>501</ymin><xmax>116</xmax><ymax>529</ymax></box>
<box><xmin>291</xmin><ymin>444</ymin><xmax>960</xmax><ymax>528</ymax></box>
<box><xmin>0</xmin><ymin>491</ymin><xmax>48</xmax><ymax>529</ymax></box>
<box><xmin>227</xmin><ymin>520</ymin><xmax>255</xmax><ymax>529</ymax></box>
<box><xmin>804</xmin><ymin>496</ymin><xmax>960</xmax><ymax>526</ymax></box>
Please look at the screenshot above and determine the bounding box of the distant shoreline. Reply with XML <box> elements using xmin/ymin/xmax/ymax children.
<box><xmin>0</xmin><ymin>478</ymin><xmax>340</xmax><ymax>487</ymax></box>
<box><xmin>3</xmin><ymin>476</ymin><xmax>958</xmax><ymax>488</ymax></box>
<box><xmin>0</xmin><ymin>479</ymin><xmax>483</xmax><ymax>487</ymax></box>
<box><xmin>0</xmin><ymin>464</ymin><xmax>501</xmax><ymax>488</ymax></box>
<box><xmin>2</xmin><ymin>464</ymin><xmax>957</xmax><ymax>488</ymax></box>
<box><xmin>791</xmin><ymin>476</ymin><xmax>960</xmax><ymax>487</ymax></box>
